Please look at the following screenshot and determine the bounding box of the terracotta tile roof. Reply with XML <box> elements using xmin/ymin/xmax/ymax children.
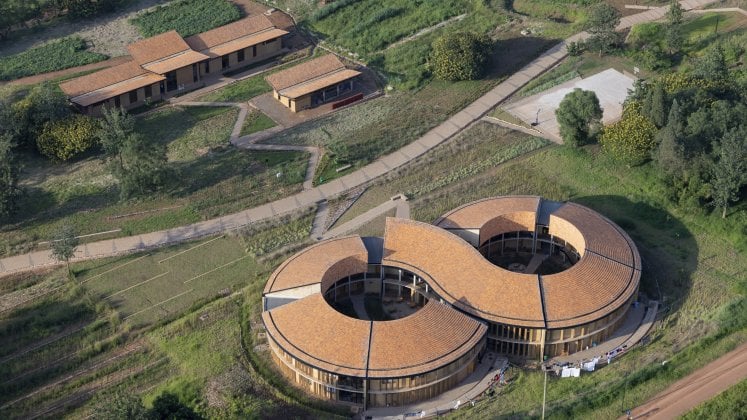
<box><xmin>128</xmin><ymin>31</ymin><xmax>191</xmax><ymax>64</ymax></box>
<box><xmin>265</xmin><ymin>54</ymin><xmax>350</xmax><ymax>92</ymax></box>
<box><xmin>279</xmin><ymin>68</ymin><xmax>361</xmax><ymax>99</ymax></box>
<box><xmin>550</xmin><ymin>203</ymin><xmax>640</xmax><ymax>269</ymax></box>
<box><xmin>541</xmin><ymin>252</ymin><xmax>639</xmax><ymax>328</ymax></box>
<box><xmin>60</xmin><ymin>60</ymin><xmax>147</xmax><ymax>97</ymax></box>
<box><xmin>435</xmin><ymin>196</ymin><xmax>541</xmax><ymax>229</ymax></box>
<box><xmin>262</xmin><ymin>294</ymin><xmax>370</xmax><ymax>377</ymax></box>
<box><xmin>59</xmin><ymin>60</ymin><xmax>165</xmax><ymax>107</ymax></box>
<box><xmin>185</xmin><ymin>15</ymin><xmax>288</xmax><ymax>58</ymax></box>
<box><xmin>263</xmin><ymin>236</ymin><xmax>369</xmax><ymax>294</ymax></box>
<box><xmin>367</xmin><ymin>301</ymin><xmax>486</xmax><ymax>378</ymax></box>
<box><xmin>382</xmin><ymin>218</ymin><xmax>547</xmax><ymax>328</ymax></box>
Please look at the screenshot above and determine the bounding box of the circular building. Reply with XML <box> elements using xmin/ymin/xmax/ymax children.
<box><xmin>261</xmin><ymin>196</ymin><xmax>640</xmax><ymax>408</ymax></box>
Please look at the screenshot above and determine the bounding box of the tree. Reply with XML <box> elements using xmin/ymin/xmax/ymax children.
<box><xmin>97</xmin><ymin>107</ymin><xmax>167</xmax><ymax>200</ymax></box>
<box><xmin>93</xmin><ymin>390</ymin><xmax>150</xmax><ymax>420</ymax></box>
<box><xmin>665</xmin><ymin>0</ymin><xmax>686</xmax><ymax>54</ymax></box>
<box><xmin>11</xmin><ymin>82</ymin><xmax>71</xmax><ymax>149</ymax></box>
<box><xmin>600</xmin><ymin>110</ymin><xmax>658</xmax><ymax>166</ymax></box>
<box><xmin>36</xmin><ymin>114</ymin><xmax>98</xmax><ymax>161</ymax></box>
<box><xmin>642</xmin><ymin>83</ymin><xmax>669</xmax><ymax>128</ymax></box>
<box><xmin>693</xmin><ymin>44</ymin><xmax>728</xmax><ymax>80</ymax></box>
<box><xmin>115</xmin><ymin>134</ymin><xmax>167</xmax><ymax>200</ymax></box>
<box><xmin>0</xmin><ymin>133</ymin><xmax>20</xmax><ymax>221</ymax></box>
<box><xmin>585</xmin><ymin>3</ymin><xmax>621</xmax><ymax>56</ymax></box>
<box><xmin>431</xmin><ymin>31</ymin><xmax>491</xmax><ymax>81</ymax></box>
<box><xmin>711</xmin><ymin>127</ymin><xmax>747</xmax><ymax>218</ymax></box>
<box><xmin>555</xmin><ymin>88</ymin><xmax>603</xmax><ymax>147</ymax></box>
<box><xmin>51</xmin><ymin>225</ymin><xmax>79</xmax><ymax>275</ymax></box>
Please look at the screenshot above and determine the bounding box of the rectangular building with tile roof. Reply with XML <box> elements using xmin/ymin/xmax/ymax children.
<box><xmin>59</xmin><ymin>60</ymin><xmax>165</xmax><ymax>115</ymax></box>
<box><xmin>185</xmin><ymin>15</ymin><xmax>288</xmax><ymax>77</ymax></box>
<box><xmin>265</xmin><ymin>54</ymin><xmax>361</xmax><ymax>112</ymax></box>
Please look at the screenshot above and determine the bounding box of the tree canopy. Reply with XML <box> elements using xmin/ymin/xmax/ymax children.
<box><xmin>555</xmin><ymin>88</ymin><xmax>603</xmax><ymax>147</ymax></box>
<box><xmin>600</xmin><ymin>109</ymin><xmax>658</xmax><ymax>166</ymax></box>
<box><xmin>430</xmin><ymin>31</ymin><xmax>491</xmax><ymax>81</ymax></box>
<box><xmin>51</xmin><ymin>224</ymin><xmax>79</xmax><ymax>274</ymax></box>
<box><xmin>585</xmin><ymin>3</ymin><xmax>621</xmax><ymax>56</ymax></box>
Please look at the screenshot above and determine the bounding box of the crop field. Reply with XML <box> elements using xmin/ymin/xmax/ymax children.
<box><xmin>0</xmin><ymin>37</ymin><xmax>107</xmax><ymax>81</ymax></box>
<box><xmin>130</xmin><ymin>0</ymin><xmax>241</xmax><ymax>38</ymax></box>
<box><xmin>0</xmin><ymin>210</ymin><xmax>319</xmax><ymax>418</ymax></box>
<box><xmin>1</xmin><ymin>105</ymin><xmax>308</xmax><ymax>257</ymax></box>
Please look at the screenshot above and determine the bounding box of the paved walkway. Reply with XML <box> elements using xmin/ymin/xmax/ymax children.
<box><xmin>546</xmin><ymin>301</ymin><xmax>656</xmax><ymax>368</ymax></box>
<box><xmin>0</xmin><ymin>0</ymin><xmax>719</xmax><ymax>277</ymax></box>
<box><xmin>627</xmin><ymin>342</ymin><xmax>747</xmax><ymax>419</ymax></box>
<box><xmin>321</xmin><ymin>195</ymin><xmax>409</xmax><ymax>240</ymax></box>
<box><xmin>362</xmin><ymin>353</ymin><xmax>508</xmax><ymax>419</ymax></box>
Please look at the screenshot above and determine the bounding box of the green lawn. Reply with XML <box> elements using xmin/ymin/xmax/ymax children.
<box><xmin>240</xmin><ymin>110</ymin><xmax>277</xmax><ymax>137</ymax></box>
<box><xmin>197</xmin><ymin>75</ymin><xmax>272</xmax><ymax>103</ymax></box>
<box><xmin>2</xmin><ymin>106</ymin><xmax>308</xmax><ymax>257</ymax></box>
<box><xmin>130</xmin><ymin>0</ymin><xmax>241</xmax><ymax>38</ymax></box>
<box><xmin>0</xmin><ymin>37</ymin><xmax>107</xmax><ymax>81</ymax></box>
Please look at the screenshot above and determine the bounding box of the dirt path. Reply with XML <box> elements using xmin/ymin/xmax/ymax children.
<box><xmin>627</xmin><ymin>343</ymin><xmax>747</xmax><ymax>419</ymax></box>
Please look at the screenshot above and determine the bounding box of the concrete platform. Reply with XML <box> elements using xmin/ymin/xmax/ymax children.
<box><xmin>505</xmin><ymin>68</ymin><xmax>636</xmax><ymax>143</ymax></box>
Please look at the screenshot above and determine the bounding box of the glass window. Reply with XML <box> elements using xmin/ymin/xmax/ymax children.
<box><xmin>129</xmin><ymin>90</ymin><xmax>138</xmax><ymax>104</ymax></box>
<box><xmin>238</xmin><ymin>49</ymin><xmax>245</xmax><ymax>62</ymax></box>
<box><xmin>145</xmin><ymin>85</ymin><xmax>152</xmax><ymax>98</ymax></box>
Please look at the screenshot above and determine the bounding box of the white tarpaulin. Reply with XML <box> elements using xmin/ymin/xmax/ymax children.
<box><xmin>583</xmin><ymin>361</ymin><xmax>596</xmax><ymax>372</ymax></box>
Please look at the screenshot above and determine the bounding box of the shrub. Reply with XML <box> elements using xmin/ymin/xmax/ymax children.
<box><xmin>600</xmin><ymin>110</ymin><xmax>657</xmax><ymax>166</ymax></box>
<box><xmin>130</xmin><ymin>0</ymin><xmax>240</xmax><ymax>38</ymax></box>
<box><xmin>431</xmin><ymin>31</ymin><xmax>492</xmax><ymax>81</ymax></box>
<box><xmin>0</xmin><ymin>37</ymin><xmax>107</xmax><ymax>81</ymax></box>
<box><xmin>566</xmin><ymin>41</ymin><xmax>585</xmax><ymax>56</ymax></box>
<box><xmin>37</xmin><ymin>114</ymin><xmax>98</xmax><ymax>161</ymax></box>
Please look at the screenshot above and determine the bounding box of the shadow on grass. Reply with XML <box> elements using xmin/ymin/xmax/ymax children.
<box><xmin>570</xmin><ymin>195</ymin><xmax>697</xmax><ymax>331</ymax></box>
<box><xmin>487</xmin><ymin>36</ymin><xmax>561</xmax><ymax>81</ymax></box>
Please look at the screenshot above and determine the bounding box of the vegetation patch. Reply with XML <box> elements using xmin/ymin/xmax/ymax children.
<box><xmin>240</xmin><ymin>110</ymin><xmax>277</xmax><ymax>137</ymax></box>
<box><xmin>130</xmin><ymin>0</ymin><xmax>241</xmax><ymax>38</ymax></box>
<box><xmin>0</xmin><ymin>37</ymin><xmax>107</xmax><ymax>81</ymax></box>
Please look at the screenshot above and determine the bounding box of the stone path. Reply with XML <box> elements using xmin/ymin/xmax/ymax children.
<box><xmin>0</xmin><ymin>0</ymin><xmax>720</xmax><ymax>277</ymax></box>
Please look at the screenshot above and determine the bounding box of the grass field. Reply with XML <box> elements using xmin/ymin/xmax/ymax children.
<box><xmin>196</xmin><ymin>74</ymin><xmax>272</xmax><ymax>103</ymax></box>
<box><xmin>0</xmin><ymin>37</ymin><xmax>107</xmax><ymax>81</ymax></box>
<box><xmin>130</xmin><ymin>0</ymin><xmax>241</xmax><ymax>38</ymax></box>
<box><xmin>240</xmin><ymin>110</ymin><xmax>277</xmax><ymax>137</ymax></box>
<box><xmin>1</xmin><ymin>106</ymin><xmax>308</xmax><ymax>257</ymax></box>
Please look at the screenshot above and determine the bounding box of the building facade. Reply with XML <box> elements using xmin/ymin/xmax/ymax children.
<box><xmin>261</xmin><ymin>196</ymin><xmax>641</xmax><ymax>408</ymax></box>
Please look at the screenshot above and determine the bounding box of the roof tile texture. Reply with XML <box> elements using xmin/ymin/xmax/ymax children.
<box><xmin>382</xmin><ymin>218</ymin><xmax>546</xmax><ymax>327</ymax></box>
<box><xmin>265</xmin><ymin>54</ymin><xmax>346</xmax><ymax>91</ymax></box>
<box><xmin>367</xmin><ymin>301</ymin><xmax>486</xmax><ymax>377</ymax></box>
<box><xmin>263</xmin><ymin>236</ymin><xmax>368</xmax><ymax>294</ymax></box>
<box><xmin>59</xmin><ymin>60</ymin><xmax>149</xmax><ymax>97</ymax></box>
<box><xmin>262</xmin><ymin>294</ymin><xmax>370</xmax><ymax>377</ymax></box>
<box><xmin>185</xmin><ymin>15</ymin><xmax>275</xmax><ymax>51</ymax></box>
<box><xmin>127</xmin><ymin>30</ymin><xmax>192</xmax><ymax>65</ymax></box>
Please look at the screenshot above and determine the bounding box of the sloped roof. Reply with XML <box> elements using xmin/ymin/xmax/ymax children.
<box><xmin>265</xmin><ymin>54</ymin><xmax>348</xmax><ymax>91</ymax></box>
<box><xmin>128</xmin><ymin>31</ymin><xmax>191</xmax><ymax>64</ymax></box>
<box><xmin>59</xmin><ymin>60</ymin><xmax>165</xmax><ymax>107</ymax></box>
<box><xmin>185</xmin><ymin>15</ymin><xmax>283</xmax><ymax>52</ymax></box>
